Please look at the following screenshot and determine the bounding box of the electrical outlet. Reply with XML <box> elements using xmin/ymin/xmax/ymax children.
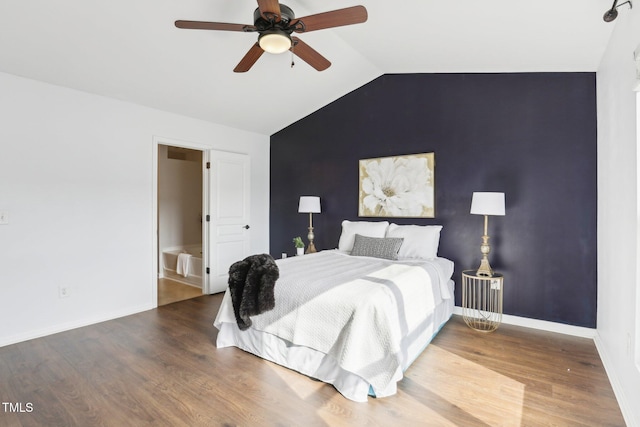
<box><xmin>0</xmin><ymin>210</ymin><xmax>8</xmax><ymax>225</ymax></box>
<box><xmin>59</xmin><ymin>285</ymin><xmax>71</xmax><ymax>298</ymax></box>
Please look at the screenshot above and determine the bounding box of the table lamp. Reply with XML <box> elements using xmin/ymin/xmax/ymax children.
<box><xmin>298</xmin><ymin>196</ymin><xmax>321</xmax><ymax>253</ymax></box>
<box><xmin>470</xmin><ymin>192</ymin><xmax>505</xmax><ymax>277</ymax></box>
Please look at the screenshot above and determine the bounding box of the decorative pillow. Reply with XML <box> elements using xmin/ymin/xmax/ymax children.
<box><xmin>350</xmin><ymin>234</ymin><xmax>404</xmax><ymax>260</ymax></box>
<box><xmin>386</xmin><ymin>224</ymin><xmax>443</xmax><ymax>260</ymax></box>
<box><xmin>337</xmin><ymin>220</ymin><xmax>389</xmax><ymax>252</ymax></box>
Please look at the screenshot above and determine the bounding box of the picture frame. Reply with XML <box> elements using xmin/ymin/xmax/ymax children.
<box><xmin>358</xmin><ymin>152</ymin><xmax>435</xmax><ymax>218</ymax></box>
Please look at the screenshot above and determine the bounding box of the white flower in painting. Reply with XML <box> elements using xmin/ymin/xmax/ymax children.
<box><xmin>361</xmin><ymin>156</ymin><xmax>433</xmax><ymax>216</ymax></box>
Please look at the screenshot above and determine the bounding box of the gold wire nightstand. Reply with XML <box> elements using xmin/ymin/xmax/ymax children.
<box><xmin>461</xmin><ymin>270</ymin><xmax>504</xmax><ymax>332</ymax></box>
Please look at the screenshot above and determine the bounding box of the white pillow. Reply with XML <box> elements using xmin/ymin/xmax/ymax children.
<box><xmin>386</xmin><ymin>223</ymin><xmax>443</xmax><ymax>260</ymax></box>
<box><xmin>338</xmin><ymin>220</ymin><xmax>389</xmax><ymax>252</ymax></box>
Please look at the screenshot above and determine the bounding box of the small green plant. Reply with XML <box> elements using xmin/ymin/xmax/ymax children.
<box><xmin>293</xmin><ymin>236</ymin><xmax>304</xmax><ymax>248</ymax></box>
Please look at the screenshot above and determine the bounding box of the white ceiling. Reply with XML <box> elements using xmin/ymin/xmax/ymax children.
<box><xmin>0</xmin><ymin>0</ymin><xmax>617</xmax><ymax>135</ymax></box>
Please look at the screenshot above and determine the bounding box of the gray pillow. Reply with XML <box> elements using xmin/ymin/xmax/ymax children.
<box><xmin>350</xmin><ymin>234</ymin><xmax>404</xmax><ymax>260</ymax></box>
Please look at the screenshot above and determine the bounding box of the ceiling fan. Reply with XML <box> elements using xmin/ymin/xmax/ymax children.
<box><xmin>175</xmin><ymin>1</ymin><xmax>368</xmax><ymax>72</ymax></box>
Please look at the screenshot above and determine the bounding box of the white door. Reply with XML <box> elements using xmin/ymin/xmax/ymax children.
<box><xmin>205</xmin><ymin>150</ymin><xmax>251</xmax><ymax>294</ymax></box>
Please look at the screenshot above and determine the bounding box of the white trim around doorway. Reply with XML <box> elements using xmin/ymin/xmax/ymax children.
<box><xmin>152</xmin><ymin>135</ymin><xmax>210</xmax><ymax>308</ymax></box>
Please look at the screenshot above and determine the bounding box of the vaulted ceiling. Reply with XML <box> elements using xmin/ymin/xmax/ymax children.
<box><xmin>0</xmin><ymin>0</ymin><xmax>617</xmax><ymax>135</ymax></box>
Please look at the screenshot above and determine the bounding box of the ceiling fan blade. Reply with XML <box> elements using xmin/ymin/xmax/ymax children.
<box><xmin>290</xmin><ymin>37</ymin><xmax>331</xmax><ymax>71</ymax></box>
<box><xmin>175</xmin><ymin>20</ymin><xmax>255</xmax><ymax>32</ymax></box>
<box><xmin>234</xmin><ymin>43</ymin><xmax>265</xmax><ymax>73</ymax></box>
<box><xmin>257</xmin><ymin>0</ymin><xmax>281</xmax><ymax>20</ymax></box>
<box><xmin>292</xmin><ymin>6</ymin><xmax>367</xmax><ymax>33</ymax></box>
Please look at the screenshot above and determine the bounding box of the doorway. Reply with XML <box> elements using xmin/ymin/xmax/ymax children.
<box><xmin>157</xmin><ymin>144</ymin><xmax>204</xmax><ymax>306</ymax></box>
<box><xmin>152</xmin><ymin>138</ymin><xmax>253</xmax><ymax>307</ymax></box>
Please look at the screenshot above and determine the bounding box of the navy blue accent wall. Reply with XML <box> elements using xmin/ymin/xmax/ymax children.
<box><xmin>270</xmin><ymin>73</ymin><xmax>597</xmax><ymax>328</ymax></box>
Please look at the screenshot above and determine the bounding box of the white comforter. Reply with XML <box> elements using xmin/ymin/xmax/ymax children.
<box><xmin>214</xmin><ymin>250</ymin><xmax>453</xmax><ymax>394</ymax></box>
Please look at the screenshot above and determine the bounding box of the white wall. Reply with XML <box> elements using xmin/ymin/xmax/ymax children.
<box><xmin>596</xmin><ymin>6</ymin><xmax>640</xmax><ymax>426</ymax></box>
<box><xmin>0</xmin><ymin>71</ymin><xmax>270</xmax><ymax>346</ymax></box>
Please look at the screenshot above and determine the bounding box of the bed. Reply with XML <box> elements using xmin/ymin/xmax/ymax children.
<box><xmin>214</xmin><ymin>221</ymin><xmax>455</xmax><ymax>402</ymax></box>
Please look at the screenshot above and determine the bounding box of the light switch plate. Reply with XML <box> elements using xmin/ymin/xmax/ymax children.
<box><xmin>0</xmin><ymin>211</ymin><xmax>8</xmax><ymax>225</ymax></box>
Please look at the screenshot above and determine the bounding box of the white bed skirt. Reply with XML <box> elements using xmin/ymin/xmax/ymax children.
<box><xmin>216</xmin><ymin>279</ymin><xmax>455</xmax><ymax>402</ymax></box>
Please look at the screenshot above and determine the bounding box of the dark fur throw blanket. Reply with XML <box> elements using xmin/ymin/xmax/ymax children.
<box><xmin>228</xmin><ymin>253</ymin><xmax>279</xmax><ymax>331</ymax></box>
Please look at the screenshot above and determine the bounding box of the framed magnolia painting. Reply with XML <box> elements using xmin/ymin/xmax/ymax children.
<box><xmin>358</xmin><ymin>152</ymin><xmax>435</xmax><ymax>218</ymax></box>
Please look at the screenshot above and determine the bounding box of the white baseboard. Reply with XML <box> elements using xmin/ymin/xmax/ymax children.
<box><xmin>594</xmin><ymin>335</ymin><xmax>635</xmax><ymax>427</ymax></box>
<box><xmin>0</xmin><ymin>303</ymin><xmax>155</xmax><ymax>347</ymax></box>
<box><xmin>452</xmin><ymin>306</ymin><xmax>597</xmax><ymax>338</ymax></box>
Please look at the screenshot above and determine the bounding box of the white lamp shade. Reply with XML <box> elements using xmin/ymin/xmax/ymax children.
<box><xmin>470</xmin><ymin>192</ymin><xmax>505</xmax><ymax>216</ymax></box>
<box><xmin>298</xmin><ymin>196</ymin><xmax>321</xmax><ymax>213</ymax></box>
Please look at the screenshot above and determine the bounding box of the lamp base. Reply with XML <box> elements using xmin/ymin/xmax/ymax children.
<box><xmin>476</xmin><ymin>256</ymin><xmax>494</xmax><ymax>277</ymax></box>
<box><xmin>477</xmin><ymin>231</ymin><xmax>493</xmax><ymax>277</ymax></box>
<box><xmin>306</xmin><ymin>225</ymin><xmax>317</xmax><ymax>253</ymax></box>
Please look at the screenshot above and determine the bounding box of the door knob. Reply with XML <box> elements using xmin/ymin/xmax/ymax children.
<box><xmin>243</xmin><ymin>225</ymin><xmax>250</xmax><ymax>229</ymax></box>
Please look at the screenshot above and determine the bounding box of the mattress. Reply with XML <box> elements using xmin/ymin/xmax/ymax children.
<box><xmin>214</xmin><ymin>250</ymin><xmax>454</xmax><ymax>402</ymax></box>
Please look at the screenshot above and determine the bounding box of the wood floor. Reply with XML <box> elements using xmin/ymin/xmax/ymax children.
<box><xmin>157</xmin><ymin>278</ymin><xmax>203</xmax><ymax>306</ymax></box>
<box><xmin>0</xmin><ymin>294</ymin><xmax>625</xmax><ymax>427</ymax></box>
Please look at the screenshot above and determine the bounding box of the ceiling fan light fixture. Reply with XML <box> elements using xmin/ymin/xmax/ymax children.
<box><xmin>259</xmin><ymin>31</ymin><xmax>292</xmax><ymax>54</ymax></box>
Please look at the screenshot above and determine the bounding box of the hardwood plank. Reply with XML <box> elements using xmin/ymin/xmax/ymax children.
<box><xmin>0</xmin><ymin>295</ymin><xmax>625</xmax><ymax>426</ymax></box>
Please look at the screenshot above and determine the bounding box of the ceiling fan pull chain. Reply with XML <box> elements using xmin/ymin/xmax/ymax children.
<box><xmin>290</xmin><ymin>45</ymin><xmax>295</xmax><ymax>68</ymax></box>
